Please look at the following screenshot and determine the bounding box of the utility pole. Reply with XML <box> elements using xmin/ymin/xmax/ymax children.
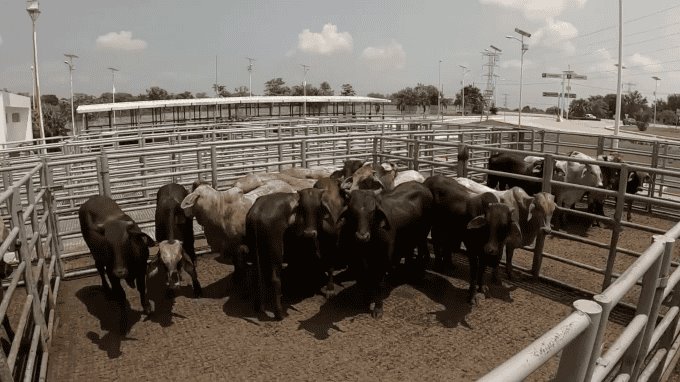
<box><xmin>507</xmin><ymin>28</ymin><xmax>531</xmax><ymax>128</ymax></box>
<box><xmin>458</xmin><ymin>65</ymin><xmax>469</xmax><ymax>117</ymax></box>
<box><xmin>613</xmin><ymin>0</ymin><xmax>623</xmax><ymax>150</ymax></box>
<box><xmin>107</xmin><ymin>67</ymin><xmax>119</xmax><ymax>127</ymax></box>
<box><xmin>247</xmin><ymin>57</ymin><xmax>255</xmax><ymax>97</ymax></box>
<box><xmin>64</xmin><ymin>53</ymin><xmax>78</xmax><ymax>136</ymax></box>
<box><xmin>214</xmin><ymin>55</ymin><xmax>218</xmax><ymax>97</ymax></box>
<box><xmin>481</xmin><ymin>45</ymin><xmax>501</xmax><ymax>121</ymax></box>
<box><xmin>652</xmin><ymin>76</ymin><xmax>661</xmax><ymax>127</ymax></box>
<box><xmin>438</xmin><ymin>59</ymin><xmax>443</xmax><ymax>121</ymax></box>
<box><xmin>301</xmin><ymin>64</ymin><xmax>309</xmax><ymax>117</ymax></box>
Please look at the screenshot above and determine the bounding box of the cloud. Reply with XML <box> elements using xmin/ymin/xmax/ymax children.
<box><xmin>532</xmin><ymin>18</ymin><xmax>578</xmax><ymax>54</ymax></box>
<box><xmin>500</xmin><ymin>58</ymin><xmax>534</xmax><ymax>70</ymax></box>
<box><xmin>478</xmin><ymin>0</ymin><xmax>587</xmax><ymax>20</ymax></box>
<box><xmin>0</xmin><ymin>34</ymin><xmax>3</xmax><ymax>45</ymax></box>
<box><xmin>628</xmin><ymin>53</ymin><xmax>662</xmax><ymax>72</ymax></box>
<box><xmin>587</xmin><ymin>48</ymin><xmax>617</xmax><ymax>73</ymax></box>
<box><xmin>297</xmin><ymin>23</ymin><xmax>353</xmax><ymax>55</ymax></box>
<box><xmin>96</xmin><ymin>31</ymin><xmax>147</xmax><ymax>51</ymax></box>
<box><xmin>361</xmin><ymin>40</ymin><xmax>406</xmax><ymax>70</ymax></box>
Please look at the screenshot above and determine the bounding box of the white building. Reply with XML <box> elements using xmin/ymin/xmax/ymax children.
<box><xmin>1</xmin><ymin>91</ymin><xmax>33</xmax><ymax>148</ymax></box>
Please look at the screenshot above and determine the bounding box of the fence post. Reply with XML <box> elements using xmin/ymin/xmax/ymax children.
<box><xmin>630</xmin><ymin>236</ymin><xmax>674</xmax><ymax>380</ymax></box>
<box><xmin>585</xmin><ymin>293</ymin><xmax>614</xmax><ymax>381</ymax></box>
<box><xmin>653</xmin><ymin>264</ymin><xmax>680</xmax><ymax>382</ymax></box>
<box><xmin>540</xmin><ymin>130</ymin><xmax>546</xmax><ymax>153</ymax></box>
<box><xmin>300</xmin><ymin>139</ymin><xmax>307</xmax><ymax>168</ymax></box>
<box><xmin>648</xmin><ymin>141</ymin><xmax>660</xmax><ymax>213</ymax></box>
<box><xmin>456</xmin><ymin>144</ymin><xmax>468</xmax><ymax>178</ymax></box>
<box><xmin>555</xmin><ymin>299</ymin><xmax>603</xmax><ymax>382</ymax></box>
<box><xmin>413</xmin><ymin>139</ymin><xmax>420</xmax><ymax>171</ymax></box>
<box><xmin>597</xmin><ymin>136</ymin><xmax>605</xmax><ymax>156</ymax></box>
<box><xmin>659</xmin><ymin>144</ymin><xmax>668</xmax><ymax>199</ymax></box>
<box><xmin>372</xmin><ymin>137</ymin><xmax>378</xmax><ymax>166</ymax></box>
<box><xmin>196</xmin><ymin>143</ymin><xmax>204</xmax><ymax>182</ymax></box>
<box><xmin>9</xmin><ymin>193</ymin><xmax>49</xmax><ymax>348</ymax></box>
<box><xmin>532</xmin><ymin>154</ymin><xmax>554</xmax><ymax>278</ymax></box>
<box><xmin>603</xmin><ymin>164</ymin><xmax>628</xmax><ymax>288</ymax></box>
<box><xmin>98</xmin><ymin>151</ymin><xmax>111</xmax><ymax>198</ymax></box>
<box><xmin>620</xmin><ymin>235</ymin><xmax>666</xmax><ymax>376</ymax></box>
<box><xmin>210</xmin><ymin>145</ymin><xmax>219</xmax><ymax>189</ymax></box>
<box><xmin>277</xmin><ymin>126</ymin><xmax>283</xmax><ymax>172</ymax></box>
<box><xmin>139</xmin><ymin>138</ymin><xmax>148</xmax><ymax>198</ymax></box>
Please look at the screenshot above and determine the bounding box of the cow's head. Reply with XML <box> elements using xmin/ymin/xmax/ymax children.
<box><xmin>582</xmin><ymin>164</ymin><xmax>604</xmax><ymax>188</ymax></box>
<box><xmin>467</xmin><ymin>203</ymin><xmax>521</xmax><ymax>264</ymax></box>
<box><xmin>289</xmin><ymin>188</ymin><xmax>334</xmax><ymax>240</ymax></box>
<box><xmin>628</xmin><ymin>171</ymin><xmax>651</xmax><ymax>193</ymax></box>
<box><xmin>338</xmin><ymin>190</ymin><xmax>388</xmax><ymax>243</ymax></box>
<box><xmin>96</xmin><ymin>220</ymin><xmax>155</xmax><ymax>279</ymax></box>
<box><xmin>148</xmin><ymin>240</ymin><xmax>194</xmax><ymax>289</ymax></box>
<box><xmin>181</xmin><ymin>183</ymin><xmax>228</xmax><ymax>218</ymax></box>
<box><xmin>526</xmin><ymin>192</ymin><xmax>556</xmax><ymax>233</ymax></box>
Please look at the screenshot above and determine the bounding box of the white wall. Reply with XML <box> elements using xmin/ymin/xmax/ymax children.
<box><xmin>1</xmin><ymin>92</ymin><xmax>33</xmax><ymax>147</ymax></box>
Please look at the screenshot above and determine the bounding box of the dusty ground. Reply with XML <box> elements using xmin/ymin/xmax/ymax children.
<box><xmin>47</xmin><ymin>248</ymin><xmax>629</xmax><ymax>382</ymax></box>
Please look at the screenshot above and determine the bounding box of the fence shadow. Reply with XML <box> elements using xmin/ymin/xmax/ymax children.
<box><xmin>76</xmin><ymin>285</ymin><xmax>141</xmax><ymax>359</ymax></box>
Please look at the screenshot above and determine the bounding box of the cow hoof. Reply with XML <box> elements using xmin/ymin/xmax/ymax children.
<box><xmin>371</xmin><ymin>308</ymin><xmax>383</xmax><ymax>319</ymax></box>
<box><xmin>143</xmin><ymin>301</ymin><xmax>154</xmax><ymax>315</ymax></box>
<box><xmin>274</xmin><ymin>312</ymin><xmax>286</xmax><ymax>321</ymax></box>
<box><xmin>479</xmin><ymin>285</ymin><xmax>489</xmax><ymax>294</ymax></box>
<box><xmin>469</xmin><ymin>293</ymin><xmax>485</xmax><ymax>306</ymax></box>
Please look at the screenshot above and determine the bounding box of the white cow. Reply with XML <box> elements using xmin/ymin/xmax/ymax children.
<box><xmin>554</xmin><ymin>151</ymin><xmax>604</xmax><ymax>227</ymax></box>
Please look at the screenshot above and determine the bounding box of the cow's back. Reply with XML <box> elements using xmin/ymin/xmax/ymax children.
<box><xmin>78</xmin><ymin>196</ymin><xmax>126</xmax><ymax>258</ymax></box>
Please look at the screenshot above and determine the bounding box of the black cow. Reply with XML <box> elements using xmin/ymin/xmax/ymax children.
<box><xmin>425</xmin><ymin>175</ymin><xmax>521</xmax><ymax>304</ymax></box>
<box><xmin>626</xmin><ymin>171</ymin><xmax>651</xmax><ymax>221</ymax></box>
<box><xmin>149</xmin><ymin>183</ymin><xmax>202</xmax><ymax>296</ymax></box>
<box><xmin>337</xmin><ymin>181</ymin><xmax>432</xmax><ymax>318</ymax></box>
<box><xmin>330</xmin><ymin>159</ymin><xmax>365</xmax><ymax>181</ymax></box>
<box><xmin>287</xmin><ymin>178</ymin><xmax>345</xmax><ymax>297</ymax></box>
<box><xmin>78</xmin><ymin>195</ymin><xmax>156</xmax><ymax>331</ymax></box>
<box><xmin>246</xmin><ymin>192</ymin><xmax>298</xmax><ymax>320</ymax></box>
<box><xmin>424</xmin><ymin>175</ymin><xmax>499</xmax><ymax>269</ymax></box>
<box><xmin>487</xmin><ymin>153</ymin><xmax>563</xmax><ymax>195</ymax></box>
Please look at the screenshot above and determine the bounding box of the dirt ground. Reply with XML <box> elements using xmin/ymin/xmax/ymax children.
<box><xmin>47</xmin><ymin>247</ymin><xmax>629</xmax><ymax>382</ymax></box>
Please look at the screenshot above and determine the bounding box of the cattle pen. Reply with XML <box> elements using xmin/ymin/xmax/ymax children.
<box><xmin>2</xmin><ymin>117</ymin><xmax>680</xmax><ymax>381</ymax></box>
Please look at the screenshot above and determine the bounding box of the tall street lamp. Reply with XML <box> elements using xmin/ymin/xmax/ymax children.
<box><xmin>652</xmin><ymin>76</ymin><xmax>661</xmax><ymax>127</ymax></box>
<box><xmin>301</xmin><ymin>64</ymin><xmax>309</xmax><ymax>117</ymax></box>
<box><xmin>27</xmin><ymin>0</ymin><xmax>45</xmax><ymax>147</ymax></box>
<box><xmin>64</xmin><ymin>53</ymin><xmax>78</xmax><ymax>135</ymax></box>
<box><xmin>438</xmin><ymin>59</ymin><xmax>443</xmax><ymax>121</ymax></box>
<box><xmin>247</xmin><ymin>57</ymin><xmax>255</xmax><ymax>97</ymax></box>
<box><xmin>458</xmin><ymin>65</ymin><xmax>469</xmax><ymax>117</ymax></box>
<box><xmin>613</xmin><ymin>0</ymin><xmax>624</xmax><ymax>149</ymax></box>
<box><xmin>107</xmin><ymin>67</ymin><xmax>119</xmax><ymax>127</ymax></box>
<box><xmin>506</xmin><ymin>27</ymin><xmax>531</xmax><ymax>129</ymax></box>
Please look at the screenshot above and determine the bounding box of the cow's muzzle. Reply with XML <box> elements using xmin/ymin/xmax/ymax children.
<box><xmin>303</xmin><ymin>229</ymin><xmax>318</xmax><ymax>239</ymax></box>
<box><xmin>355</xmin><ymin>231</ymin><xmax>371</xmax><ymax>242</ymax></box>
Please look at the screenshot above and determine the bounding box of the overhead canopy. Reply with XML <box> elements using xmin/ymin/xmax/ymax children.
<box><xmin>77</xmin><ymin>96</ymin><xmax>390</xmax><ymax>114</ymax></box>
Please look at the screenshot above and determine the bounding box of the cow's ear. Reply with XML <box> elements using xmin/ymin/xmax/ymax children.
<box><xmin>147</xmin><ymin>253</ymin><xmax>161</xmax><ymax>277</ymax></box>
<box><xmin>287</xmin><ymin>197</ymin><xmax>300</xmax><ymax>226</ymax></box>
<box><xmin>628</xmin><ymin>171</ymin><xmax>637</xmax><ymax>182</ymax></box>
<box><xmin>376</xmin><ymin>206</ymin><xmax>391</xmax><ymax>231</ymax></box>
<box><xmin>467</xmin><ymin>215</ymin><xmax>487</xmax><ymax>230</ymax></box>
<box><xmin>507</xmin><ymin>222</ymin><xmax>523</xmax><ymax>247</ymax></box>
<box><xmin>180</xmin><ymin>192</ymin><xmax>200</xmax><ymax>210</ymax></box>
<box><xmin>336</xmin><ymin>206</ymin><xmax>348</xmax><ymax>227</ymax></box>
<box><xmin>180</xmin><ymin>249</ymin><xmax>195</xmax><ymax>275</ymax></box>
<box><xmin>527</xmin><ymin>202</ymin><xmax>536</xmax><ymax>221</ymax></box>
<box><xmin>136</xmin><ymin>233</ymin><xmax>156</xmax><ymax>247</ymax></box>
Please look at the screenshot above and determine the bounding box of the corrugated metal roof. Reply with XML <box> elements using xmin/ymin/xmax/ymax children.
<box><xmin>77</xmin><ymin>95</ymin><xmax>390</xmax><ymax>114</ymax></box>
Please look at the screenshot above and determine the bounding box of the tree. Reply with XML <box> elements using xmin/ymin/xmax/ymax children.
<box><xmin>291</xmin><ymin>84</ymin><xmax>320</xmax><ymax>96</ymax></box>
<box><xmin>212</xmin><ymin>84</ymin><xmax>230</xmax><ymax>97</ymax></box>
<box><xmin>546</xmin><ymin>106</ymin><xmax>560</xmax><ymax>116</ymax></box>
<box><xmin>657</xmin><ymin>110</ymin><xmax>678</xmax><ymax>125</ymax></box>
<box><xmin>41</xmin><ymin>94</ymin><xmax>59</xmax><ymax>106</ymax></box>
<box><xmin>569</xmin><ymin>98</ymin><xmax>588</xmax><ymax>117</ymax></box>
<box><xmin>666</xmin><ymin>94</ymin><xmax>680</xmax><ymax>114</ymax></box>
<box><xmin>586</xmin><ymin>95</ymin><xmax>609</xmax><ymax>118</ymax></box>
<box><xmin>114</xmin><ymin>92</ymin><xmax>135</xmax><ymax>102</ymax></box>
<box><xmin>146</xmin><ymin>86</ymin><xmax>171</xmax><ymax>100</ymax></box>
<box><xmin>453</xmin><ymin>85</ymin><xmax>484</xmax><ymax>114</ymax></box>
<box><xmin>264</xmin><ymin>78</ymin><xmax>290</xmax><ymax>96</ymax></box>
<box><xmin>319</xmin><ymin>81</ymin><xmax>334</xmax><ymax>96</ymax></box>
<box><xmin>622</xmin><ymin>90</ymin><xmax>648</xmax><ymax>119</ymax></box>
<box><xmin>367</xmin><ymin>92</ymin><xmax>387</xmax><ymax>99</ymax></box>
<box><xmin>175</xmin><ymin>91</ymin><xmax>194</xmax><ymax>99</ymax></box>
<box><xmin>340</xmin><ymin>84</ymin><xmax>356</xmax><ymax>96</ymax></box>
<box><xmin>195</xmin><ymin>92</ymin><xmax>208</xmax><ymax>98</ymax></box>
<box><xmin>604</xmin><ymin>94</ymin><xmax>617</xmax><ymax>119</ymax></box>
<box><xmin>391</xmin><ymin>87</ymin><xmax>416</xmax><ymax>113</ymax></box>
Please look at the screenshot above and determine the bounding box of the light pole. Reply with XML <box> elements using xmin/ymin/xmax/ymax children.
<box><xmin>27</xmin><ymin>0</ymin><xmax>45</xmax><ymax>147</ymax></box>
<box><xmin>506</xmin><ymin>27</ymin><xmax>531</xmax><ymax>128</ymax></box>
<box><xmin>247</xmin><ymin>57</ymin><xmax>255</xmax><ymax>97</ymax></box>
<box><xmin>613</xmin><ymin>0</ymin><xmax>623</xmax><ymax>149</ymax></box>
<box><xmin>107</xmin><ymin>67</ymin><xmax>119</xmax><ymax>127</ymax></box>
<box><xmin>438</xmin><ymin>59</ymin><xmax>443</xmax><ymax>121</ymax></box>
<box><xmin>458</xmin><ymin>65</ymin><xmax>469</xmax><ymax>117</ymax></box>
<box><xmin>301</xmin><ymin>64</ymin><xmax>309</xmax><ymax>117</ymax></box>
<box><xmin>652</xmin><ymin>76</ymin><xmax>661</xmax><ymax>127</ymax></box>
<box><xmin>64</xmin><ymin>54</ymin><xmax>78</xmax><ymax>135</ymax></box>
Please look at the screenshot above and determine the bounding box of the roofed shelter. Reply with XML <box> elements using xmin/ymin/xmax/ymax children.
<box><xmin>76</xmin><ymin>95</ymin><xmax>391</xmax><ymax>134</ymax></box>
<box><xmin>0</xmin><ymin>91</ymin><xmax>33</xmax><ymax>149</ymax></box>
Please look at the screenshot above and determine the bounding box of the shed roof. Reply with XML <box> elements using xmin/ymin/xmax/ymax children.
<box><xmin>77</xmin><ymin>95</ymin><xmax>390</xmax><ymax>114</ymax></box>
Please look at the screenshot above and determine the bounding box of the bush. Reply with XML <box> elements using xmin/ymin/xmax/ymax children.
<box><xmin>636</xmin><ymin>120</ymin><xmax>649</xmax><ymax>131</ymax></box>
<box><xmin>489</xmin><ymin>106</ymin><xmax>498</xmax><ymax>115</ymax></box>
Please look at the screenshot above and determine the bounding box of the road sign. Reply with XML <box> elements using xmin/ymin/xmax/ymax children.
<box><xmin>571</xmin><ymin>74</ymin><xmax>587</xmax><ymax>80</ymax></box>
<box><xmin>542</xmin><ymin>73</ymin><xmax>562</xmax><ymax>79</ymax></box>
<box><xmin>543</xmin><ymin>92</ymin><xmax>577</xmax><ymax>98</ymax></box>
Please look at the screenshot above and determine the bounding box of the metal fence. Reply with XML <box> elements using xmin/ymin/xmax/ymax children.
<box><xmin>0</xmin><ymin>162</ymin><xmax>62</xmax><ymax>381</ymax></box>
<box><xmin>4</xmin><ymin>118</ymin><xmax>680</xmax><ymax>381</ymax></box>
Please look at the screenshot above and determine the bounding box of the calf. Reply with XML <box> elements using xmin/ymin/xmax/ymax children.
<box><xmin>79</xmin><ymin>195</ymin><xmax>156</xmax><ymax>331</ymax></box>
<box><xmin>330</xmin><ymin>159</ymin><xmax>365</xmax><ymax>180</ymax></box>
<box><xmin>245</xmin><ymin>193</ymin><xmax>298</xmax><ymax>320</ymax></box>
<box><xmin>338</xmin><ymin>182</ymin><xmax>433</xmax><ymax>318</ymax></box>
<box><xmin>455</xmin><ymin>178</ymin><xmax>555</xmax><ymax>280</ymax></box>
<box><xmin>587</xmin><ymin>154</ymin><xmax>623</xmax><ymax>222</ymax></box>
<box><xmin>152</xmin><ymin>183</ymin><xmax>202</xmax><ymax>296</ymax></box>
<box><xmin>626</xmin><ymin>171</ymin><xmax>651</xmax><ymax>221</ymax></box>
<box><xmin>554</xmin><ymin>151</ymin><xmax>604</xmax><ymax>227</ymax></box>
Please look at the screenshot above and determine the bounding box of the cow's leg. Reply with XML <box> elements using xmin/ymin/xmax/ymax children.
<box><xmin>95</xmin><ymin>260</ymin><xmax>111</xmax><ymax>294</ymax></box>
<box><xmin>627</xmin><ymin>200</ymin><xmax>633</xmax><ymax>221</ymax></box>
<box><xmin>137</xmin><ymin>273</ymin><xmax>153</xmax><ymax>315</ymax></box>
<box><xmin>372</xmin><ymin>274</ymin><xmax>386</xmax><ymax>319</ymax></box>
<box><xmin>321</xmin><ymin>242</ymin><xmax>337</xmax><ymax>298</ymax></box>
<box><xmin>477</xmin><ymin>261</ymin><xmax>488</xmax><ymax>294</ymax></box>
<box><xmin>416</xmin><ymin>238</ymin><xmax>430</xmax><ymax>276</ymax></box>
<box><xmin>271</xmin><ymin>263</ymin><xmax>285</xmax><ymax>320</ymax></box>
<box><xmin>109</xmin><ymin>275</ymin><xmax>128</xmax><ymax>333</ymax></box>
<box><xmin>468</xmin><ymin>254</ymin><xmax>478</xmax><ymax>304</ymax></box>
<box><xmin>505</xmin><ymin>246</ymin><xmax>515</xmax><ymax>281</ymax></box>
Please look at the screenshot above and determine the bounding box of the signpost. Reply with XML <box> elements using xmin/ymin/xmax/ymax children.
<box><xmin>543</xmin><ymin>92</ymin><xmax>576</xmax><ymax>98</ymax></box>
<box><xmin>542</xmin><ymin>70</ymin><xmax>587</xmax><ymax>121</ymax></box>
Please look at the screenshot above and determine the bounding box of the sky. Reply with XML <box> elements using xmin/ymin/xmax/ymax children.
<box><xmin>1</xmin><ymin>0</ymin><xmax>679</xmax><ymax>110</ymax></box>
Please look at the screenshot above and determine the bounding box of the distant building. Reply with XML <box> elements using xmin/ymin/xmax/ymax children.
<box><xmin>1</xmin><ymin>91</ymin><xmax>33</xmax><ymax>148</ymax></box>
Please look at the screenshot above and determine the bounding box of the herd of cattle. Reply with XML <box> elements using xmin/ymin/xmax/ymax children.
<box><xmin>60</xmin><ymin>150</ymin><xmax>649</xmax><ymax>331</ymax></box>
